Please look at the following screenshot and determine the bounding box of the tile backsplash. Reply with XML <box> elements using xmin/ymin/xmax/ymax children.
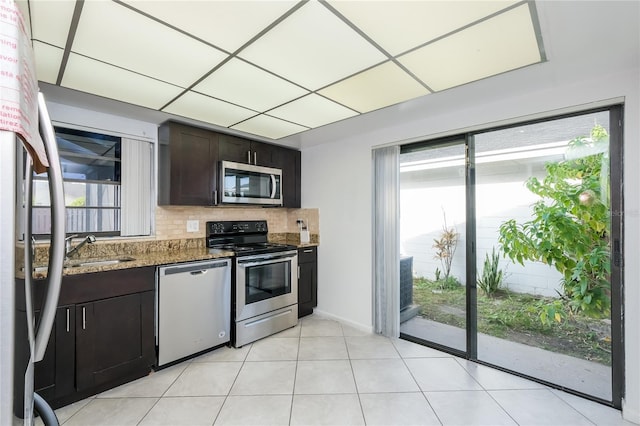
<box><xmin>155</xmin><ymin>206</ymin><xmax>319</xmax><ymax>241</ymax></box>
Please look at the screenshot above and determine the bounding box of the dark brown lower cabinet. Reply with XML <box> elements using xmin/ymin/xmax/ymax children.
<box><xmin>33</xmin><ymin>305</ymin><xmax>75</xmax><ymax>402</ymax></box>
<box><xmin>298</xmin><ymin>246</ymin><xmax>318</xmax><ymax>318</ymax></box>
<box><xmin>15</xmin><ymin>267</ymin><xmax>156</xmax><ymax>412</ymax></box>
<box><xmin>75</xmin><ymin>291</ymin><xmax>155</xmax><ymax>392</ymax></box>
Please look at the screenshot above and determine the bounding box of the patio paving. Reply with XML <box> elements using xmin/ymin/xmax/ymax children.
<box><xmin>400</xmin><ymin>315</ymin><xmax>612</xmax><ymax>401</ymax></box>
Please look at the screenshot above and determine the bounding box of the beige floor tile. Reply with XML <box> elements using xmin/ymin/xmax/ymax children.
<box><xmin>230</xmin><ymin>361</ymin><xmax>296</xmax><ymax>395</ymax></box>
<box><xmin>164</xmin><ymin>362</ymin><xmax>242</xmax><ymax>397</ymax></box>
<box><xmin>489</xmin><ymin>389</ymin><xmax>594</xmax><ymax>425</ymax></box>
<box><xmin>191</xmin><ymin>345</ymin><xmax>251</xmax><ymax>362</ymax></box>
<box><xmin>294</xmin><ymin>360</ymin><xmax>356</xmax><ymax>394</ymax></box>
<box><xmin>290</xmin><ymin>394</ymin><xmax>364</xmax><ymax>426</ymax></box>
<box><xmin>351</xmin><ymin>358</ymin><xmax>420</xmax><ymax>393</ymax></box>
<box><xmin>300</xmin><ymin>318</ymin><xmax>344</xmax><ymax>337</ymax></box>
<box><xmin>298</xmin><ymin>336</ymin><xmax>348</xmax><ymax>360</ymax></box>
<box><xmin>360</xmin><ymin>392</ymin><xmax>441</xmax><ymax>426</ymax></box>
<box><xmin>405</xmin><ymin>357</ymin><xmax>483</xmax><ymax>391</ymax></box>
<box><xmin>345</xmin><ymin>335</ymin><xmax>401</xmax><ymax>359</ymax></box>
<box><xmin>98</xmin><ymin>363</ymin><xmax>188</xmax><ymax>398</ymax></box>
<box><xmin>214</xmin><ymin>395</ymin><xmax>292</xmax><ymax>426</ymax></box>
<box><xmin>63</xmin><ymin>397</ymin><xmax>157</xmax><ymax>426</ymax></box>
<box><xmin>138</xmin><ymin>396</ymin><xmax>225</xmax><ymax>426</ymax></box>
<box><xmin>246</xmin><ymin>337</ymin><xmax>299</xmax><ymax>361</ymax></box>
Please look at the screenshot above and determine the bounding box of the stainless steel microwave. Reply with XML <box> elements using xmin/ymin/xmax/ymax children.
<box><xmin>220</xmin><ymin>161</ymin><xmax>283</xmax><ymax>206</ymax></box>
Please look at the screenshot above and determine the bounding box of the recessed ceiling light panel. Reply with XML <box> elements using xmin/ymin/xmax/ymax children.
<box><xmin>194</xmin><ymin>58</ymin><xmax>308</xmax><ymax>112</ymax></box>
<box><xmin>72</xmin><ymin>2</ymin><xmax>227</xmax><ymax>88</ymax></box>
<box><xmin>33</xmin><ymin>42</ymin><xmax>64</xmax><ymax>84</ymax></box>
<box><xmin>328</xmin><ymin>0</ymin><xmax>519</xmax><ymax>56</ymax></box>
<box><xmin>121</xmin><ymin>0</ymin><xmax>298</xmax><ymax>53</ymax></box>
<box><xmin>239</xmin><ymin>1</ymin><xmax>387</xmax><ymax>90</ymax></box>
<box><xmin>231</xmin><ymin>115</ymin><xmax>308</xmax><ymax>140</ymax></box>
<box><xmin>30</xmin><ymin>0</ymin><xmax>76</xmax><ymax>48</ymax></box>
<box><xmin>62</xmin><ymin>54</ymin><xmax>184</xmax><ymax>110</ymax></box>
<box><xmin>319</xmin><ymin>61</ymin><xmax>430</xmax><ymax>113</ymax></box>
<box><xmin>163</xmin><ymin>91</ymin><xmax>257</xmax><ymax>128</ymax></box>
<box><xmin>398</xmin><ymin>4</ymin><xmax>542</xmax><ymax>91</ymax></box>
<box><xmin>268</xmin><ymin>94</ymin><xmax>358</xmax><ymax>128</ymax></box>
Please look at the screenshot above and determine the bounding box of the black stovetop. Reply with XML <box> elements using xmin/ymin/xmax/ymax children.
<box><xmin>206</xmin><ymin>220</ymin><xmax>296</xmax><ymax>256</ymax></box>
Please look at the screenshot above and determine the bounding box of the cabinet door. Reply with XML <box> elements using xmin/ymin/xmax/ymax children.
<box><xmin>159</xmin><ymin>123</ymin><xmax>218</xmax><ymax>205</ymax></box>
<box><xmin>272</xmin><ymin>146</ymin><xmax>301</xmax><ymax>208</ymax></box>
<box><xmin>219</xmin><ymin>134</ymin><xmax>252</xmax><ymax>164</ymax></box>
<box><xmin>298</xmin><ymin>247</ymin><xmax>317</xmax><ymax>318</ymax></box>
<box><xmin>251</xmin><ymin>142</ymin><xmax>277</xmax><ymax>167</ymax></box>
<box><xmin>31</xmin><ymin>305</ymin><xmax>75</xmax><ymax>403</ymax></box>
<box><xmin>76</xmin><ymin>292</ymin><xmax>154</xmax><ymax>391</ymax></box>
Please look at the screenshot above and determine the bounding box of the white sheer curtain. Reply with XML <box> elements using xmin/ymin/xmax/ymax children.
<box><xmin>372</xmin><ymin>145</ymin><xmax>400</xmax><ymax>337</ymax></box>
<box><xmin>121</xmin><ymin>138</ymin><xmax>152</xmax><ymax>236</ymax></box>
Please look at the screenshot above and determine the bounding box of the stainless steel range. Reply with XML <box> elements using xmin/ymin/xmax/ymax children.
<box><xmin>206</xmin><ymin>220</ymin><xmax>298</xmax><ymax>347</ymax></box>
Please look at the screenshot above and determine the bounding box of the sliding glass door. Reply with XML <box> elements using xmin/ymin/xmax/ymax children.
<box><xmin>398</xmin><ymin>106</ymin><xmax>623</xmax><ymax>406</ymax></box>
<box><xmin>399</xmin><ymin>139</ymin><xmax>467</xmax><ymax>353</ymax></box>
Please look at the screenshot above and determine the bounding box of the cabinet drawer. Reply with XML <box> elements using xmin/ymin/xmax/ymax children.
<box><xmin>298</xmin><ymin>246</ymin><xmax>317</xmax><ymax>263</ymax></box>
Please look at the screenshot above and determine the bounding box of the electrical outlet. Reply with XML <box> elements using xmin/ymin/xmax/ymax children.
<box><xmin>186</xmin><ymin>220</ymin><xmax>199</xmax><ymax>233</ymax></box>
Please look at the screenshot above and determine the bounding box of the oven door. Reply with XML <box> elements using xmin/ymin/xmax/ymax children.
<box><xmin>220</xmin><ymin>161</ymin><xmax>282</xmax><ymax>206</ymax></box>
<box><xmin>235</xmin><ymin>250</ymin><xmax>298</xmax><ymax>322</ymax></box>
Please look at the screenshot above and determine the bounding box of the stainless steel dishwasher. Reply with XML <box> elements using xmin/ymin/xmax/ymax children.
<box><xmin>156</xmin><ymin>258</ymin><xmax>231</xmax><ymax>367</ymax></box>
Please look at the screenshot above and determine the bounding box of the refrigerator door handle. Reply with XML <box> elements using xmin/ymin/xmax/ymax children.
<box><xmin>23</xmin><ymin>157</ymin><xmax>36</xmax><ymax>348</ymax></box>
<box><xmin>33</xmin><ymin>93</ymin><xmax>66</xmax><ymax>362</ymax></box>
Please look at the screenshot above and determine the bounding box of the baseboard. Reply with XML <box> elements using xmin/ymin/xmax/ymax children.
<box><xmin>311</xmin><ymin>309</ymin><xmax>374</xmax><ymax>334</ymax></box>
<box><xmin>622</xmin><ymin>398</ymin><xmax>640</xmax><ymax>425</ymax></box>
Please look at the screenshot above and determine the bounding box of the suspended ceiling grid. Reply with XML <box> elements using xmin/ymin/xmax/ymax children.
<box><xmin>24</xmin><ymin>0</ymin><xmax>545</xmax><ymax>140</ymax></box>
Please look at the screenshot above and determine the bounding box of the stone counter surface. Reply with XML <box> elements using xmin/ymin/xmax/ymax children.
<box><xmin>25</xmin><ymin>234</ymin><xmax>318</xmax><ymax>280</ymax></box>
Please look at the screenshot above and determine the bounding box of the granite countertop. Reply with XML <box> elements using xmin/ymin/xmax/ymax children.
<box><xmin>25</xmin><ymin>235</ymin><xmax>319</xmax><ymax>280</ymax></box>
<box><xmin>28</xmin><ymin>248</ymin><xmax>235</xmax><ymax>280</ymax></box>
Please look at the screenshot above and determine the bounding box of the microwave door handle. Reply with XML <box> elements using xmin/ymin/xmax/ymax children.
<box><xmin>270</xmin><ymin>174</ymin><xmax>276</xmax><ymax>198</ymax></box>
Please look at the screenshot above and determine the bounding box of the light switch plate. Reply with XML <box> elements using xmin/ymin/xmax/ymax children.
<box><xmin>186</xmin><ymin>220</ymin><xmax>199</xmax><ymax>232</ymax></box>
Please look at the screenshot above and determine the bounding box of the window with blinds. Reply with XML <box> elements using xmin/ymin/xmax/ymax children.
<box><xmin>33</xmin><ymin>127</ymin><xmax>152</xmax><ymax>238</ymax></box>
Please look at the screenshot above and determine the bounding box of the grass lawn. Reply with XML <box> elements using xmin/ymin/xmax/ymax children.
<box><xmin>411</xmin><ymin>277</ymin><xmax>612</xmax><ymax>366</ymax></box>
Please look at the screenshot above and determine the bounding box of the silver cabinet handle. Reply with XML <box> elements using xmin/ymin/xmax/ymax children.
<box><xmin>247</xmin><ymin>150</ymin><xmax>251</xmax><ymax>164</ymax></box>
<box><xmin>82</xmin><ymin>306</ymin><xmax>86</xmax><ymax>330</ymax></box>
<box><xmin>253</xmin><ymin>151</ymin><xmax>257</xmax><ymax>165</ymax></box>
<box><xmin>66</xmin><ymin>308</ymin><xmax>70</xmax><ymax>332</ymax></box>
<box><xmin>298</xmin><ymin>265</ymin><xmax>300</xmax><ymax>280</ymax></box>
<box><xmin>303</xmin><ymin>249</ymin><xmax>313</xmax><ymax>253</ymax></box>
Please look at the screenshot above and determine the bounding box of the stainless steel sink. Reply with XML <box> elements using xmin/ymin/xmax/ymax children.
<box><xmin>68</xmin><ymin>257</ymin><xmax>136</xmax><ymax>268</ymax></box>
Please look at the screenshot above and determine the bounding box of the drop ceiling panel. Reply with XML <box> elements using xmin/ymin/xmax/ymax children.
<box><xmin>328</xmin><ymin>0</ymin><xmax>519</xmax><ymax>56</ymax></box>
<box><xmin>398</xmin><ymin>4</ymin><xmax>542</xmax><ymax>91</ymax></box>
<box><xmin>239</xmin><ymin>1</ymin><xmax>387</xmax><ymax>91</ymax></box>
<box><xmin>29</xmin><ymin>0</ymin><xmax>76</xmax><ymax>48</ymax></box>
<box><xmin>231</xmin><ymin>115</ymin><xmax>308</xmax><ymax>140</ymax></box>
<box><xmin>194</xmin><ymin>58</ymin><xmax>308</xmax><ymax>112</ymax></box>
<box><xmin>163</xmin><ymin>91</ymin><xmax>257</xmax><ymax>128</ymax></box>
<box><xmin>268</xmin><ymin>94</ymin><xmax>358</xmax><ymax>128</ymax></box>
<box><xmin>62</xmin><ymin>54</ymin><xmax>183</xmax><ymax>110</ymax></box>
<box><xmin>72</xmin><ymin>1</ymin><xmax>227</xmax><ymax>87</ymax></box>
<box><xmin>319</xmin><ymin>61</ymin><xmax>430</xmax><ymax>113</ymax></box>
<box><xmin>33</xmin><ymin>42</ymin><xmax>63</xmax><ymax>84</ymax></box>
<box><xmin>121</xmin><ymin>0</ymin><xmax>298</xmax><ymax>53</ymax></box>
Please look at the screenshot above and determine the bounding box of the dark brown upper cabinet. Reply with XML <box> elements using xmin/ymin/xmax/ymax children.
<box><xmin>159</xmin><ymin>121</ymin><xmax>300</xmax><ymax>207</ymax></box>
<box><xmin>158</xmin><ymin>122</ymin><xmax>219</xmax><ymax>206</ymax></box>
<box><xmin>218</xmin><ymin>133</ymin><xmax>278</xmax><ymax>168</ymax></box>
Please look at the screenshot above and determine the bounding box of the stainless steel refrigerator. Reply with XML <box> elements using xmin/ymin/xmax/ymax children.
<box><xmin>0</xmin><ymin>92</ymin><xmax>66</xmax><ymax>425</ymax></box>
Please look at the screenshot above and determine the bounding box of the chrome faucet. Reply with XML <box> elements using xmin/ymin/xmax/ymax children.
<box><xmin>65</xmin><ymin>234</ymin><xmax>96</xmax><ymax>259</ymax></box>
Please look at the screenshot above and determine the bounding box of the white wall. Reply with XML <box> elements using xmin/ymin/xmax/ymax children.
<box><xmin>296</xmin><ymin>1</ymin><xmax>639</xmax><ymax>420</ymax></box>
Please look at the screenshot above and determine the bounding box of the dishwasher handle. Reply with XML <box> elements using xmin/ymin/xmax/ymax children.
<box><xmin>161</xmin><ymin>260</ymin><xmax>230</xmax><ymax>276</ymax></box>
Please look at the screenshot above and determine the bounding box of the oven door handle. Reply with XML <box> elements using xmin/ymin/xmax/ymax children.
<box><xmin>237</xmin><ymin>252</ymin><xmax>297</xmax><ymax>266</ymax></box>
